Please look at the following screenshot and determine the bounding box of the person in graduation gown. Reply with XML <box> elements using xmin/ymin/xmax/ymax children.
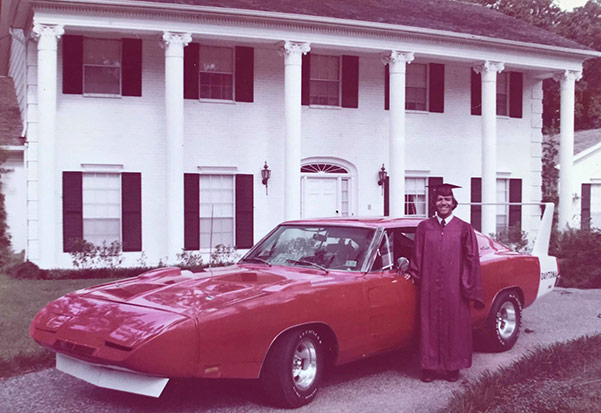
<box><xmin>406</xmin><ymin>183</ymin><xmax>485</xmax><ymax>383</ymax></box>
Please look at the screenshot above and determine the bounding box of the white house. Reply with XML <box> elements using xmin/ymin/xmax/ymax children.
<box><xmin>0</xmin><ymin>0</ymin><xmax>599</xmax><ymax>268</ymax></box>
<box><xmin>569</xmin><ymin>129</ymin><xmax>601</xmax><ymax>229</ymax></box>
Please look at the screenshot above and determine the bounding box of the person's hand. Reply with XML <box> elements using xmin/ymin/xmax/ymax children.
<box><xmin>403</xmin><ymin>273</ymin><xmax>414</xmax><ymax>284</ymax></box>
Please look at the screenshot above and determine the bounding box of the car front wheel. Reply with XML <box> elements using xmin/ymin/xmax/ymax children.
<box><xmin>479</xmin><ymin>290</ymin><xmax>522</xmax><ymax>352</ymax></box>
<box><xmin>260</xmin><ymin>327</ymin><xmax>324</xmax><ymax>408</ymax></box>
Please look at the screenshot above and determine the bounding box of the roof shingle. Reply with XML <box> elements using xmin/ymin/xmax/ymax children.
<box><xmin>134</xmin><ymin>0</ymin><xmax>588</xmax><ymax>50</ymax></box>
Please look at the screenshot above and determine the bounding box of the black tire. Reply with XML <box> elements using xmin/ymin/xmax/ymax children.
<box><xmin>260</xmin><ymin>327</ymin><xmax>324</xmax><ymax>408</ymax></box>
<box><xmin>479</xmin><ymin>290</ymin><xmax>522</xmax><ymax>352</ymax></box>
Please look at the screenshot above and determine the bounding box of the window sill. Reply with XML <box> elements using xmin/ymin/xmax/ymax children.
<box><xmin>198</xmin><ymin>98</ymin><xmax>236</xmax><ymax>105</ymax></box>
<box><xmin>308</xmin><ymin>105</ymin><xmax>342</xmax><ymax>110</ymax></box>
<box><xmin>406</xmin><ymin>110</ymin><xmax>429</xmax><ymax>115</ymax></box>
<box><xmin>83</xmin><ymin>93</ymin><xmax>122</xmax><ymax>99</ymax></box>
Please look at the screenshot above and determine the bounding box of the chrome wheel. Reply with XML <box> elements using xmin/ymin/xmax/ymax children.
<box><xmin>496</xmin><ymin>301</ymin><xmax>517</xmax><ymax>340</ymax></box>
<box><xmin>291</xmin><ymin>338</ymin><xmax>318</xmax><ymax>391</ymax></box>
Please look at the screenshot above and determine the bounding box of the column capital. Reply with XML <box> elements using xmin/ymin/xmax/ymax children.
<box><xmin>278</xmin><ymin>41</ymin><xmax>310</xmax><ymax>57</ymax></box>
<box><xmin>473</xmin><ymin>61</ymin><xmax>505</xmax><ymax>75</ymax></box>
<box><xmin>381</xmin><ymin>51</ymin><xmax>414</xmax><ymax>66</ymax></box>
<box><xmin>162</xmin><ymin>32</ymin><xmax>192</xmax><ymax>48</ymax></box>
<box><xmin>31</xmin><ymin>23</ymin><xmax>65</xmax><ymax>41</ymax></box>
<box><xmin>553</xmin><ymin>69</ymin><xmax>583</xmax><ymax>82</ymax></box>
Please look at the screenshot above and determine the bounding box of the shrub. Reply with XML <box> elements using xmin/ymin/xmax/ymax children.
<box><xmin>492</xmin><ymin>226</ymin><xmax>530</xmax><ymax>253</ymax></box>
<box><xmin>210</xmin><ymin>244</ymin><xmax>240</xmax><ymax>266</ymax></box>
<box><xmin>550</xmin><ymin>228</ymin><xmax>601</xmax><ymax>289</ymax></box>
<box><xmin>68</xmin><ymin>239</ymin><xmax>123</xmax><ymax>269</ymax></box>
<box><xmin>176</xmin><ymin>249</ymin><xmax>204</xmax><ymax>268</ymax></box>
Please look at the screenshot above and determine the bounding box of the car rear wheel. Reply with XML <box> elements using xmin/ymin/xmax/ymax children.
<box><xmin>260</xmin><ymin>327</ymin><xmax>324</xmax><ymax>408</ymax></box>
<box><xmin>479</xmin><ymin>290</ymin><xmax>522</xmax><ymax>352</ymax></box>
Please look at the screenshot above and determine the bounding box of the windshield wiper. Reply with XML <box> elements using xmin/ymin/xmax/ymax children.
<box><xmin>286</xmin><ymin>259</ymin><xmax>329</xmax><ymax>274</ymax></box>
<box><xmin>240</xmin><ymin>257</ymin><xmax>272</xmax><ymax>266</ymax></box>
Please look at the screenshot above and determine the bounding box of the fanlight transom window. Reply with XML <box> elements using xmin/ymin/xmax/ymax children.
<box><xmin>301</xmin><ymin>163</ymin><xmax>349</xmax><ymax>174</ymax></box>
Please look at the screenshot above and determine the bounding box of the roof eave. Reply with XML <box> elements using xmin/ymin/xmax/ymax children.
<box><xmin>38</xmin><ymin>0</ymin><xmax>601</xmax><ymax>60</ymax></box>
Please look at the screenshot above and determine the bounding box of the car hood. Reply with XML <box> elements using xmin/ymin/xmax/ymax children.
<box><xmin>72</xmin><ymin>265</ymin><xmax>334</xmax><ymax>318</ymax></box>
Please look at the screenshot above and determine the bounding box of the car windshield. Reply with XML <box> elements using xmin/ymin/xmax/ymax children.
<box><xmin>243</xmin><ymin>225</ymin><xmax>376</xmax><ymax>271</ymax></box>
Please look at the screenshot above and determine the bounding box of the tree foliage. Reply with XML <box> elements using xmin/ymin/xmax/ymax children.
<box><xmin>463</xmin><ymin>0</ymin><xmax>601</xmax><ymax>131</ymax></box>
<box><xmin>0</xmin><ymin>148</ymin><xmax>12</xmax><ymax>268</ymax></box>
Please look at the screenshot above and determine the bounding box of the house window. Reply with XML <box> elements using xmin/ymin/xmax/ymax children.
<box><xmin>496</xmin><ymin>178</ymin><xmax>509</xmax><ymax>232</ymax></box>
<box><xmin>496</xmin><ymin>72</ymin><xmax>509</xmax><ymax>116</ymax></box>
<box><xmin>82</xmin><ymin>173</ymin><xmax>121</xmax><ymax>245</ymax></box>
<box><xmin>199</xmin><ymin>175</ymin><xmax>234</xmax><ymax>248</ymax></box>
<box><xmin>83</xmin><ymin>39</ymin><xmax>121</xmax><ymax>95</ymax></box>
<box><xmin>591</xmin><ymin>184</ymin><xmax>601</xmax><ymax>230</ymax></box>
<box><xmin>199</xmin><ymin>46</ymin><xmax>234</xmax><ymax>100</ymax></box>
<box><xmin>406</xmin><ymin>63</ymin><xmax>427</xmax><ymax>110</ymax></box>
<box><xmin>405</xmin><ymin>177</ymin><xmax>427</xmax><ymax>216</ymax></box>
<box><xmin>310</xmin><ymin>55</ymin><xmax>340</xmax><ymax>106</ymax></box>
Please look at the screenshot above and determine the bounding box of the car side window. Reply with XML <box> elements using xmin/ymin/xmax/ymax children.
<box><xmin>371</xmin><ymin>231</ymin><xmax>394</xmax><ymax>271</ymax></box>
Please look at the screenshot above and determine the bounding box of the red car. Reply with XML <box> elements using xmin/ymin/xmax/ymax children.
<box><xmin>31</xmin><ymin>206</ymin><xmax>558</xmax><ymax>408</ymax></box>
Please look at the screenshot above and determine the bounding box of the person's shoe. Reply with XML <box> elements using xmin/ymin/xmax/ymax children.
<box><xmin>421</xmin><ymin>369</ymin><xmax>435</xmax><ymax>383</ymax></box>
<box><xmin>445</xmin><ymin>370</ymin><xmax>460</xmax><ymax>382</ymax></box>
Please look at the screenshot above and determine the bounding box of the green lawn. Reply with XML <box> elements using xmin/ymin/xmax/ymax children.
<box><xmin>0</xmin><ymin>274</ymin><xmax>112</xmax><ymax>378</ymax></box>
<box><xmin>444</xmin><ymin>334</ymin><xmax>601</xmax><ymax>412</ymax></box>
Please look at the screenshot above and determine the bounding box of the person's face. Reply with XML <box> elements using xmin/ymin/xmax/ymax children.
<box><xmin>436</xmin><ymin>195</ymin><xmax>453</xmax><ymax>218</ymax></box>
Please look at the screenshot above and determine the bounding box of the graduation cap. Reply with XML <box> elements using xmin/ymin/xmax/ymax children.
<box><xmin>428</xmin><ymin>183</ymin><xmax>461</xmax><ymax>197</ymax></box>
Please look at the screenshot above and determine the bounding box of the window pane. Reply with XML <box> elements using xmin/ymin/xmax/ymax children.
<box><xmin>199</xmin><ymin>46</ymin><xmax>233</xmax><ymax>73</ymax></box>
<box><xmin>496</xmin><ymin>179</ymin><xmax>509</xmax><ymax>231</ymax></box>
<box><xmin>82</xmin><ymin>173</ymin><xmax>121</xmax><ymax>245</ymax></box>
<box><xmin>199</xmin><ymin>175</ymin><xmax>234</xmax><ymax>248</ymax></box>
<box><xmin>199</xmin><ymin>47</ymin><xmax>233</xmax><ymax>100</ymax></box>
<box><xmin>405</xmin><ymin>64</ymin><xmax>427</xmax><ymax>111</ymax></box>
<box><xmin>84</xmin><ymin>39</ymin><xmax>120</xmax><ymax>66</ymax></box>
<box><xmin>310</xmin><ymin>55</ymin><xmax>340</xmax><ymax>106</ymax></box>
<box><xmin>496</xmin><ymin>72</ymin><xmax>509</xmax><ymax>116</ymax></box>
<box><xmin>405</xmin><ymin>177</ymin><xmax>427</xmax><ymax>216</ymax></box>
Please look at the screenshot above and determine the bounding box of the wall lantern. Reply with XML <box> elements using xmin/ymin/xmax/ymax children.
<box><xmin>378</xmin><ymin>164</ymin><xmax>388</xmax><ymax>186</ymax></box>
<box><xmin>261</xmin><ymin>161</ymin><xmax>271</xmax><ymax>195</ymax></box>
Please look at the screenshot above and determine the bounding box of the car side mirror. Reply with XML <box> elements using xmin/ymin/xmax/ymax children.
<box><xmin>396</xmin><ymin>257</ymin><xmax>409</xmax><ymax>274</ymax></box>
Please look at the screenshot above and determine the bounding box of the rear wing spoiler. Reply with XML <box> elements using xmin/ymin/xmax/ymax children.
<box><xmin>457</xmin><ymin>202</ymin><xmax>554</xmax><ymax>257</ymax></box>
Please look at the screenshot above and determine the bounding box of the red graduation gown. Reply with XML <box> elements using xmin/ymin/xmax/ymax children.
<box><xmin>408</xmin><ymin>216</ymin><xmax>484</xmax><ymax>371</ymax></box>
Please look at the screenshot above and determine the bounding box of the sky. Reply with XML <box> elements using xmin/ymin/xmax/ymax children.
<box><xmin>556</xmin><ymin>0</ymin><xmax>589</xmax><ymax>11</ymax></box>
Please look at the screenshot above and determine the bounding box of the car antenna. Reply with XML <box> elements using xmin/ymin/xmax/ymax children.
<box><xmin>209</xmin><ymin>204</ymin><xmax>214</xmax><ymax>269</ymax></box>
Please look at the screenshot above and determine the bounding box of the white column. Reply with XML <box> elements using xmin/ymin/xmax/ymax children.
<box><xmin>474</xmin><ymin>61</ymin><xmax>504</xmax><ymax>235</ymax></box>
<box><xmin>382</xmin><ymin>51</ymin><xmax>413</xmax><ymax>217</ymax></box>
<box><xmin>554</xmin><ymin>69</ymin><xmax>582</xmax><ymax>230</ymax></box>
<box><xmin>278</xmin><ymin>41</ymin><xmax>310</xmax><ymax>220</ymax></box>
<box><xmin>32</xmin><ymin>24</ymin><xmax>64</xmax><ymax>269</ymax></box>
<box><xmin>163</xmin><ymin>32</ymin><xmax>191</xmax><ymax>261</ymax></box>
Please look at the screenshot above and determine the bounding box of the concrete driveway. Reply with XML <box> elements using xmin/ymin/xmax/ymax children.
<box><xmin>1</xmin><ymin>288</ymin><xmax>600</xmax><ymax>413</ymax></box>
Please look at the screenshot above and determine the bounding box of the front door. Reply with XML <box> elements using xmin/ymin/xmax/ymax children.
<box><xmin>304</xmin><ymin>177</ymin><xmax>338</xmax><ymax>218</ymax></box>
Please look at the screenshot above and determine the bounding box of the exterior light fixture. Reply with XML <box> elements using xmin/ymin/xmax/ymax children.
<box><xmin>261</xmin><ymin>161</ymin><xmax>271</xmax><ymax>195</ymax></box>
<box><xmin>378</xmin><ymin>164</ymin><xmax>387</xmax><ymax>186</ymax></box>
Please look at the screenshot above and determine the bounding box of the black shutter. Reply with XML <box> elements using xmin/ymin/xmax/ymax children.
<box><xmin>63</xmin><ymin>172</ymin><xmax>83</xmax><ymax>252</ymax></box>
<box><xmin>235</xmin><ymin>174</ymin><xmax>254</xmax><ymax>248</ymax></box>
<box><xmin>184</xmin><ymin>43</ymin><xmax>199</xmax><ymax>99</ymax></box>
<box><xmin>122</xmin><ymin>39</ymin><xmax>142</xmax><ymax>97</ymax></box>
<box><xmin>581</xmin><ymin>183</ymin><xmax>592</xmax><ymax>230</ymax></box>
<box><xmin>509</xmin><ymin>178</ymin><xmax>522</xmax><ymax>230</ymax></box>
<box><xmin>301</xmin><ymin>53</ymin><xmax>311</xmax><ymax>106</ymax></box>
<box><xmin>428</xmin><ymin>176</ymin><xmax>444</xmax><ymax>218</ymax></box>
<box><xmin>429</xmin><ymin>63</ymin><xmax>445</xmax><ymax>113</ymax></box>
<box><xmin>341</xmin><ymin>55</ymin><xmax>359</xmax><ymax>108</ymax></box>
<box><xmin>471</xmin><ymin>70</ymin><xmax>482</xmax><ymax>116</ymax></box>
<box><xmin>384</xmin><ymin>64</ymin><xmax>390</xmax><ymax>111</ymax></box>
<box><xmin>62</xmin><ymin>35</ymin><xmax>83</xmax><ymax>95</ymax></box>
<box><xmin>471</xmin><ymin>177</ymin><xmax>482</xmax><ymax>231</ymax></box>
<box><xmin>122</xmin><ymin>173</ymin><xmax>142</xmax><ymax>251</ymax></box>
<box><xmin>384</xmin><ymin>176</ymin><xmax>389</xmax><ymax>216</ymax></box>
<box><xmin>509</xmin><ymin>72</ymin><xmax>523</xmax><ymax>119</ymax></box>
<box><xmin>184</xmin><ymin>174</ymin><xmax>200</xmax><ymax>250</ymax></box>
<box><xmin>235</xmin><ymin>46</ymin><xmax>254</xmax><ymax>103</ymax></box>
